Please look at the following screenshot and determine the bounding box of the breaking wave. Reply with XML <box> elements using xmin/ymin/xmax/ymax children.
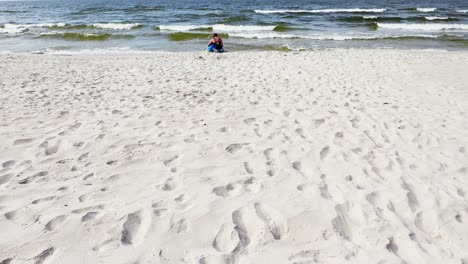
<box><xmin>159</xmin><ymin>24</ymin><xmax>276</xmax><ymax>32</ymax></box>
<box><xmin>377</xmin><ymin>23</ymin><xmax>468</xmax><ymax>31</ymax></box>
<box><xmin>39</xmin><ymin>32</ymin><xmax>135</xmax><ymax>41</ymax></box>
<box><xmin>255</xmin><ymin>8</ymin><xmax>387</xmax><ymax>14</ymax></box>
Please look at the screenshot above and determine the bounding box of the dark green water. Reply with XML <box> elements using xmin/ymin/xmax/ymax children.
<box><xmin>0</xmin><ymin>0</ymin><xmax>467</xmax><ymax>53</ymax></box>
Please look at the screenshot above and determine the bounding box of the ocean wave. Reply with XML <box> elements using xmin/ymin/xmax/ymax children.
<box><xmin>339</xmin><ymin>16</ymin><xmax>459</xmax><ymax>23</ymax></box>
<box><xmin>159</xmin><ymin>25</ymin><xmax>207</xmax><ymax>31</ymax></box>
<box><xmin>417</xmin><ymin>8</ymin><xmax>437</xmax><ymax>12</ymax></box>
<box><xmin>272</xmin><ymin>25</ymin><xmax>297</xmax><ymax>32</ymax></box>
<box><xmin>254</xmin><ymin>8</ymin><xmax>387</xmax><ymax>14</ymax></box>
<box><xmin>91</xmin><ymin>23</ymin><xmax>143</xmax><ymax>30</ymax></box>
<box><xmin>159</xmin><ymin>24</ymin><xmax>276</xmax><ymax>32</ymax></box>
<box><xmin>0</xmin><ymin>23</ymin><xmax>66</xmax><ymax>33</ymax></box>
<box><xmin>167</xmin><ymin>32</ymin><xmax>229</xmax><ymax>41</ymax></box>
<box><xmin>39</xmin><ymin>32</ymin><xmax>135</xmax><ymax>41</ymax></box>
<box><xmin>219</xmin><ymin>16</ymin><xmax>250</xmax><ymax>24</ymax></box>
<box><xmin>228</xmin><ymin>32</ymin><xmax>347</xmax><ymax>40</ymax></box>
<box><xmin>425</xmin><ymin>16</ymin><xmax>449</xmax><ymax>20</ymax></box>
<box><xmin>405</xmin><ymin>16</ymin><xmax>458</xmax><ymax>22</ymax></box>
<box><xmin>0</xmin><ymin>25</ymin><xmax>27</xmax><ymax>34</ymax></box>
<box><xmin>404</xmin><ymin>7</ymin><xmax>438</xmax><ymax>12</ymax></box>
<box><xmin>44</xmin><ymin>23</ymin><xmax>143</xmax><ymax>30</ymax></box>
<box><xmin>228</xmin><ymin>32</ymin><xmax>437</xmax><ymax>40</ymax></box>
<box><xmin>72</xmin><ymin>5</ymin><xmax>163</xmax><ymax>15</ymax></box>
<box><xmin>338</xmin><ymin>16</ymin><xmax>402</xmax><ymax>23</ymax></box>
<box><xmin>456</xmin><ymin>9</ymin><xmax>468</xmax><ymax>13</ymax></box>
<box><xmin>0</xmin><ymin>10</ymin><xmax>27</xmax><ymax>13</ymax></box>
<box><xmin>377</xmin><ymin>23</ymin><xmax>468</xmax><ymax>31</ymax></box>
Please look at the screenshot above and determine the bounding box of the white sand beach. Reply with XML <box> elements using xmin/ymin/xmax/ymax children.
<box><xmin>0</xmin><ymin>49</ymin><xmax>468</xmax><ymax>264</ymax></box>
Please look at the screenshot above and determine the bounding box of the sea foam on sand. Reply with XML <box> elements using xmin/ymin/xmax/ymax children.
<box><xmin>0</xmin><ymin>49</ymin><xmax>468</xmax><ymax>264</ymax></box>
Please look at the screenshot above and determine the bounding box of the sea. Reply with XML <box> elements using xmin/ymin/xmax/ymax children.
<box><xmin>0</xmin><ymin>0</ymin><xmax>467</xmax><ymax>53</ymax></box>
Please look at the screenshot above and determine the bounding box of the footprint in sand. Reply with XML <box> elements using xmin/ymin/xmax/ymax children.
<box><xmin>4</xmin><ymin>209</ymin><xmax>21</xmax><ymax>220</ymax></box>
<box><xmin>163</xmin><ymin>155</ymin><xmax>178</xmax><ymax>166</ymax></box>
<box><xmin>41</xmin><ymin>140</ymin><xmax>60</xmax><ymax>156</ymax></box>
<box><xmin>162</xmin><ymin>177</ymin><xmax>181</xmax><ymax>191</ymax></box>
<box><xmin>263</xmin><ymin>148</ymin><xmax>278</xmax><ymax>177</ymax></box>
<box><xmin>213</xmin><ymin>183</ymin><xmax>242</xmax><ymax>198</ymax></box>
<box><xmin>226</xmin><ymin>143</ymin><xmax>247</xmax><ymax>154</ymax></box>
<box><xmin>401</xmin><ymin>181</ymin><xmax>419</xmax><ymax>212</ymax></box>
<box><xmin>243</xmin><ymin>162</ymin><xmax>254</xmax><ymax>174</ymax></box>
<box><xmin>292</xmin><ymin>161</ymin><xmax>301</xmax><ymax>171</ymax></box>
<box><xmin>152</xmin><ymin>202</ymin><xmax>172</xmax><ymax>218</ymax></box>
<box><xmin>253</xmin><ymin>202</ymin><xmax>289</xmax><ymax>240</ymax></box>
<box><xmin>81</xmin><ymin>212</ymin><xmax>99</xmax><ymax>222</ymax></box>
<box><xmin>2</xmin><ymin>160</ymin><xmax>15</xmax><ymax>169</ymax></box>
<box><xmin>170</xmin><ymin>218</ymin><xmax>190</xmax><ymax>233</ymax></box>
<box><xmin>385</xmin><ymin>237</ymin><xmax>399</xmax><ymax>256</ymax></box>
<box><xmin>320</xmin><ymin>146</ymin><xmax>330</xmax><ymax>160</ymax></box>
<box><xmin>78</xmin><ymin>193</ymin><xmax>94</xmax><ymax>203</ymax></box>
<box><xmin>68</xmin><ymin>122</ymin><xmax>82</xmax><ymax>131</ymax></box>
<box><xmin>0</xmin><ymin>258</ymin><xmax>13</xmax><ymax>264</ymax></box>
<box><xmin>13</xmin><ymin>138</ymin><xmax>34</xmax><ymax>146</ymax></box>
<box><xmin>45</xmin><ymin>215</ymin><xmax>69</xmax><ymax>231</ymax></box>
<box><xmin>230</xmin><ymin>203</ymin><xmax>289</xmax><ymax>253</ymax></box>
<box><xmin>0</xmin><ymin>174</ymin><xmax>14</xmax><ymax>187</ymax></box>
<box><xmin>289</xmin><ymin>250</ymin><xmax>322</xmax><ymax>263</ymax></box>
<box><xmin>314</xmin><ymin>119</ymin><xmax>325</xmax><ymax>128</ymax></box>
<box><xmin>198</xmin><ymin>255</ymin><xmax>235</xmax><ymax>264</ymax></box>
<box><xmin>34</xmin><ymin>247</ymin><xmax>55</xmax><ymax>264</ymax></box>
<box><xmin>121</xmin><ymin>209</ymin><xmax>152</xmax><ymax>245</ymax></box>
<box><xmin>331</xmin><ymin>203</ymin><xmax>352</xmax><ymax>240</ymax></box>
<box><xmin>77</xmin><ymin>152</ymin><xmax>89</xmax><ymax>163</ymax></box>
<box><xmin>212</xmin><ymin>223</ymin><xmax>240</xmax><ymax>253</ymax></box>
<box><xmin>253</xmin><ymin>127</ymin><xmax>262</xmax><ymax>137</ymax></box>
<box><xmin>243</xmin><ymin>177</ymin><xmax>263</xmax><ymax>193</ymax></box>
<box><xmin>72</xmin><ymin>205</ymin><xmax>106</xmax><ymax>214</ymax></box>
<box><xmin>243</xmin><ymin>118</ymin><xmax>256</xmax><ymax>125</ymax></box>
<box><xmin>32</xmin><ymin>195</ymin><xmax>57</xmax><ymax>205</ymax></box>
<box><xmin>319</xmin><ymin>182</ymin><xmax>333</xmax><ymax>200</ymax></box>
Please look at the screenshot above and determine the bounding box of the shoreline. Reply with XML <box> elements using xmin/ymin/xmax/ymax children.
<box><xmin>1</xmin><ymin>49</ymin><xmax>468</xmax><ymax>263</ymax></box>
<box><xmin>0</xmin><ymin>46</ymin><xmax>464</xmax><ymax>56</ymax></box>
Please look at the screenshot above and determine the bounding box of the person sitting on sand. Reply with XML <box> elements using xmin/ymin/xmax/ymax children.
<box><xmin>207</xmin><ymin>33</ymin><xmax>224</xmax><ymax>53</ymax></box>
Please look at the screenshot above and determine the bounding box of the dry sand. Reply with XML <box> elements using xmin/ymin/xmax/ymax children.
<box><xmin>0</xmin><ymin>49</ymin><xmax>467</xmax><ymax>264</ymax></box>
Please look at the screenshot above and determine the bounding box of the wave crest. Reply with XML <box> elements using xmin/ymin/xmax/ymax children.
<box><xmin>39</xmin><ymin>32</ymin><xmax>135</xmax><ymax>41</ymax></box>
<box><xmin>377</xmin><ymin>23</ymin><xmax>468</xmax><ymax>31</ymax></box>
<box><xmin>91</xmin><ymin>23</ymin><xmax>143</xmax><ymax>30</ymax></box>
<box><xmin>0</xmin><ymin>23</ymin><xmax>66</xmax><ymax>33</ymax></box>
<box><xmin>255</xmin><ymin>8</ymin><xmax>387</xmax><ymax>14</ymax></box>
<box><xmin>159</xmin><ymin>24</ymin><xmax>275</xmax><ymax>32</ymax></box>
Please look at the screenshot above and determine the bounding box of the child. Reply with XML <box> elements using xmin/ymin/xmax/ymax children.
<box><xmin>207</xmin><ymin>33</ymin><xmax>224</xmax><ymax>53</ymax></box>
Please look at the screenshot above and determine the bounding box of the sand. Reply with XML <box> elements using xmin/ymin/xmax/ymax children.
<box><xmin>0</xmin><ymin>49</ymin><xmax>467</xmax><ymax>264</ymax></box>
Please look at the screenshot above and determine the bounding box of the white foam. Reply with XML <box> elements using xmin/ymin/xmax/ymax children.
<box><xmin>229</xmin><ymin>32</ymin><xmax>436</xmax><ymax>40</ymax></box>
<box><xmin>0</xmin><ymin>25</ymin><xmax>27</xmax><ymax>34</ymax></box>
<box><xmin>91</xmin><ymin>23</ymin><xmax>142</xmax><ymax>30</ymax></box>
<box><xmin>363</xmin><ymin>16</ymin><xmax>378</xmax><ymax>19</ymax></box>
<box><xmin>40</xmin><ymin>32</ymin><xmax>104</xmax><ymax>37</ymax></box>
<box><xmin>159</xmin><ymin>25</ymin><xmax>210</xmax><ymax>31</ymax></box>
<box><xmin>159</xmin><ymin>24</ymin><xmax>275</xmax><ymax>32</ymax></box>
<box><xmin>377</xmin><ymin>23</ymin><xmax>468</xmax><ymax>31</ymax></box>
<box><xmin>0</xmin><ymin>23</ymin><xmax>66</xmax><ymax>33</ymax></box>
<box><xmin>36</xmin><ymin>23</ymin><xmax>67</xmax><ymax>28</ymax></box>
<box><xmin>456</xmin><ymin>9</ymin><xmax>468</xmax><ymax>13</ymax></box>
<box><xmin>254</xmin><ymin>8</ymin><xmax>387</xmax><ymax>14</ymax></box>
<box><xmin>213</xmin><ymin>24</ymin><xmax>275</xmax><ymax>32</ymax></box>
<box><xmin>425</xmin><ymin>16</ymin><xmax>449</xmax><ymax>20</ymax></box>
<box><xmin>416</xmin><ymin>8</ymin><xmax>437</xmax><ymax>12</ymax></box>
